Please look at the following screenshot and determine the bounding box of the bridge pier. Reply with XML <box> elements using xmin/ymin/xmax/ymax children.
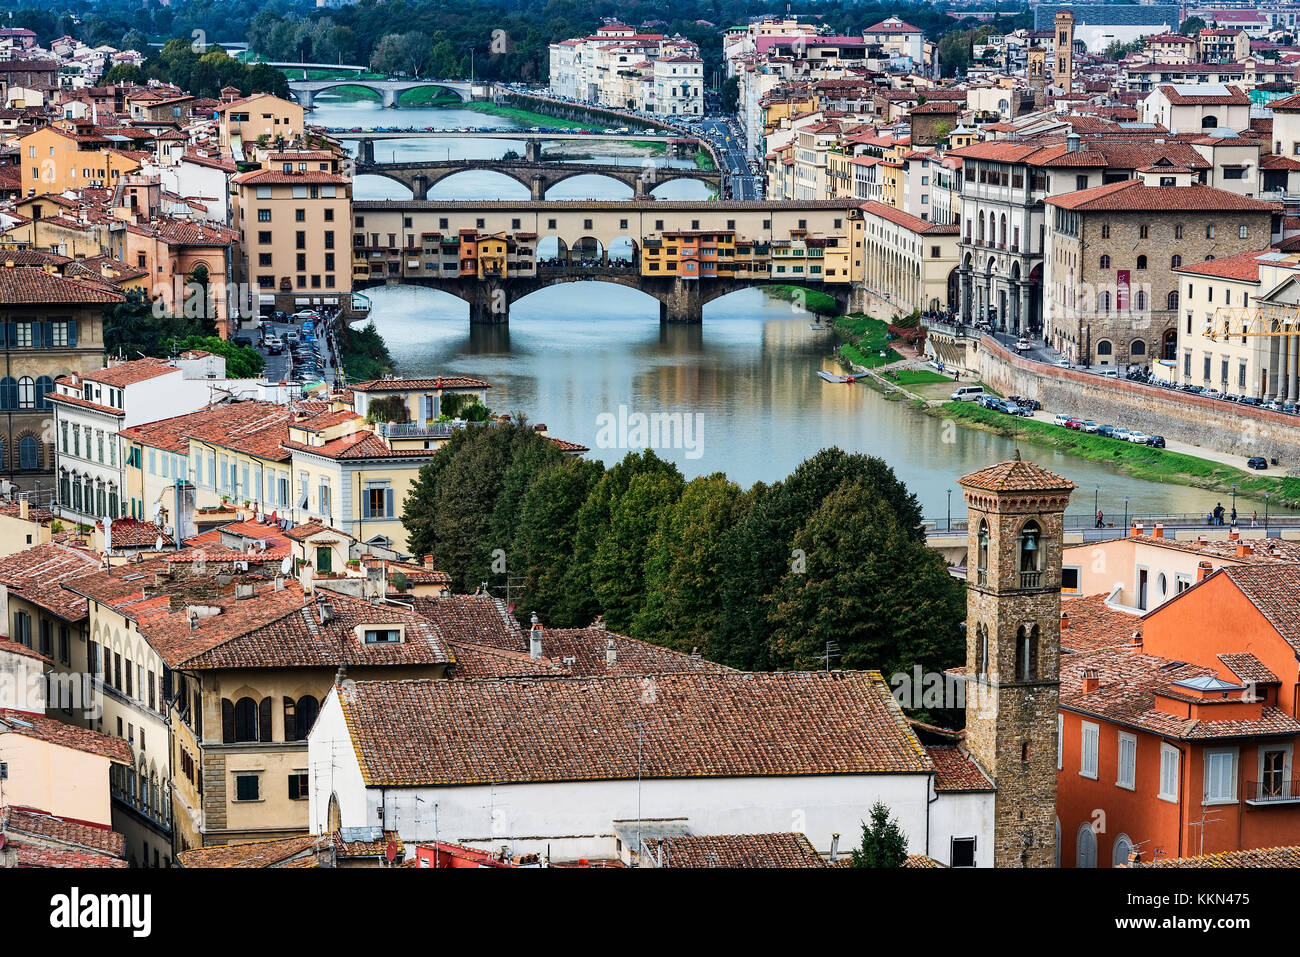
<box><xmin>297</xmin><ymin>89</ymin><xmax>315</xmax><ymax>110</ymax></box>
<box><xmin>411</xmin><ymin>174</ymin><xmax>431</xmax><ymax>201</ymax></box>
<box><xmin>525</xmin><ymin>138</ymin><xmax>542</xmax><ymax>163</ymax></box>
<box><xmin>382</xmin><ymin>88</ymin><xmax>398</xmax><ymax>109</ymax></box>
<box><xmin>469</xmin><ymin>284</ymin><xmax>509</xmax><ymax>325</ymax></box>
<box><xmin>358</xmin><ymin>138</ymin><xmax>375</xmax><ymax>165</ymax></box>
<box><xmin>530</xmin><ymin>175</ymin><xmax>547</xmax><ymax>200</ymax></box>
<box><xmin>661</xmin><ymin>279</ymin><xmax>703</xmax><ymax>324</ymax></box>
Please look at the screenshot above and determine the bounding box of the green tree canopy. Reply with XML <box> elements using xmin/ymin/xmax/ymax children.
<box><xmin>850</xmin><ymin>802</ymin><xmax>909</xmax><ymax>868</ymax></box>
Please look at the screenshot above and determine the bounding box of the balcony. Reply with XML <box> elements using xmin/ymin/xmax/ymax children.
<box><xmin>1019</xmin><ymin>569</ymin><xmax>1043</xmax><ymax>589</ymax></box>
<box><xmin>379</xmin><ymin>420</ymin><xmax>456</xmax><ymax>440</ymax></box>
<box><xmin>1246</xmin><ymin>779</ymin><xmax>1300</xmax><ymax>805</ymax></box>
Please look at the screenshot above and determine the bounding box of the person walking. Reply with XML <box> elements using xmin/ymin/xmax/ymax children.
<box><xmin>1251</xmin><ymin>510</ymin><xmax>1258</xmax><ymax>528</ymax></box>
<box><xmin>1096</xmin><ymin>508</ymin><xmax>1104</xmax><ymax>528</ymax></box>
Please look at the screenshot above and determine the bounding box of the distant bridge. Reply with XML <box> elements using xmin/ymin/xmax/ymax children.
<box><xmin>288</xmin><ymin>77</ymin><xmax>475</xmax><ymax>109</ymax></box>
<box><xmin>356</xmin><ymin>158</ymin><xmax>718</xmax><ymax>200</ymax></box>
<box><xmin>334</xmin><ymin>130</ymin><xmax>688</xmax><ymax>144</ymax></box>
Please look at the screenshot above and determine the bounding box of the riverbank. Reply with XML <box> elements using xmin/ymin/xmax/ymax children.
<box><xmin>832</xmin><ymin>313</ymin><xmax>903</xmax><ymax>369</ymax></box>
<box><xmin>466</xmin><ymin>102</ymin><xmax>589</xmax><ymax>129</ymax></box>
<box><xmin>932</xmin><ymin>401</ymin><xmax>1300</xmax><ymax>508</ymax></box>
<box><xmin>338</xmin><ymin>320</ymin><xmax>397</xmax><ymax>381</ymax></box>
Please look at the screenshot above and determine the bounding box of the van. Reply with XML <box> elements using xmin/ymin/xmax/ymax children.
<box><xmin>951</xmin><ymin>385</ymin><xmax>985</xmax><ymax>401</ymax></box>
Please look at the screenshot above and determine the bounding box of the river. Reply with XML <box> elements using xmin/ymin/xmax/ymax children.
<box><xmin>312</xmin><ymin>95</ymin><xmax>1246</xmax><ymax>520</ymax></box>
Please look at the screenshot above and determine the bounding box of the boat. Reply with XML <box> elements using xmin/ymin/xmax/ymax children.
<box><xmin>817</xmin><ymin>370</ymin><xmax>855</xmax><ymax>383</ymax></box>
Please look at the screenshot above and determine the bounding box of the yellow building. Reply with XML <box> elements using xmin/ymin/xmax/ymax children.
<box><xmin>19</xmin><ymin>125</ymin><xmax>141</xmax><ymax>197</ymax></box>
<box><xmin>215</xmin><ymin>93</ymin><xmax>305</xmax><ymax>157</ymax></box>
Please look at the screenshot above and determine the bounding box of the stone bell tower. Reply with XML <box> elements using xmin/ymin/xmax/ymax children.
<box><xmin>1053</xmin><ymin>10</ymin><xmax>1075</xmax><ymax>96</ymax></box>
<box><xmin>959</xmin><ymin>451</ymin><xmax>1074</xmax><ymax>868</ymax></box>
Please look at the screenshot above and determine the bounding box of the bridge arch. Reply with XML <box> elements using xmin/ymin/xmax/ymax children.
<box><xmin>541</xmin><ymin>169</ymin><xmax>635</xmax><ymax>200</ymax></box>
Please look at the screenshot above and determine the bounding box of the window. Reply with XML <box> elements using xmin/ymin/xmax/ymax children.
<box><xmin>234</xmin><ymin>774</ymin><xmax>260</xmax><ymax>802</ymax></box>
<box><xmin>950</xmin><ymin>837</ymin><xmax>976</xmax><ymax>868</ymax></box>
<box><xmin>1080</xmin><ymin>722</ymin><xmax>1099</xmax><ymax>779</ymax></box>
<box><xmin>1204</xmin><ymin>749</ymin><xmax>1237</xmax><ymax>803</ymax></box>
<box><xmin>288</xmin><ymin>773</ymin><xmax>309</xmax><ymax>801</ymax></box>
<box><xmin>364</xmin><ymin>628</ymin><xmax>401</xmax><ymax>644</ymax></box>
<box><xmin>1171</xmin><ymin>254</ymin><xmax>1181</xmax><ymax>269</ymax></box>
<box><xmin>1117</xmin><ymin>732</ymin><xmax>1137</xmax><ymax>790</ymax></box>
<box><xmin>1112</xmin><ymin>834</ymin><xmax>1134</xmax><ymax>868</ymax></box>
<box><xmin>1099</xmin><ymin>255</ymin><xmax>1110</xmax><ymax>269</ymax></box>
<box><xmin>229</xmin><ymin>696</ymin><xmax>259</xmax><ymax>742</ymax></box>
<box><xmin>363</xmin><ymin>485</ymin><xmax>393</xmax><ymax>519</ymax></box>
<box><xmin>1239</xmin><ymin>225</ymin><xmax>1248</xmax><ymax>239</ymax></box>
<box><xmin>1136</xmin><ymin>255</ymin><xmax>1147</xmax><ymax>270</ymax></box>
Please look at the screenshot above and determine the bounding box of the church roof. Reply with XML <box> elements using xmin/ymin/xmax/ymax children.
<box><xmin>959</xmin><ymin>453</ymin><xmax>1076</xmax><ymax>493</ymax></box>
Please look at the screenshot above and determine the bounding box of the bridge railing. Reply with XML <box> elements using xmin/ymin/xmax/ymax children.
<box><xmin>535</xmin><ymin>260</ymin><xmax>640</xmax><ymax>278</ymax></box>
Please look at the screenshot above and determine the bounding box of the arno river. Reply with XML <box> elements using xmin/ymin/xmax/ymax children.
<box><xmin>318</xmin><ymin>96</ymin><xmax>1241</xmax><ymax>520</ymax></box>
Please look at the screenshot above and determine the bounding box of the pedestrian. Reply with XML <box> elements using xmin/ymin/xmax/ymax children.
<box><xmin>1230</xmin><ymin>507</ymin><xmax>1238</xmax><ymax>525</ymax></box>
<box><xmin>1251</xmin><ymin>510</ymin><xmax>1258</xmax><ymax>527</ymax></box>
<box><xmin>1096</xmin><ymin>508</ymin><xmax>1104</xmax><ymax>528</ymax></box>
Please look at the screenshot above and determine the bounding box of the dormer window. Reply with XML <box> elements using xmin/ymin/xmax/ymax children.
<box><xmin>361</xmin><ymin>627</ymin><xmax>402</xmax><ymax>644</ymax></box>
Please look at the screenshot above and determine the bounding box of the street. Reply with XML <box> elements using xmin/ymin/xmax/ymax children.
<box><xmin>698</xmin><ymin>116</ymin><xmax>759</xmax><ymax>200</ymax></box>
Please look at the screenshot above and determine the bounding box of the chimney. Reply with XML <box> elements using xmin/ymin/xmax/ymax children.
<box><xmin>1228</xmin><ymin>527</ymin><xmax>1239</xmax><ymax>541</ymax></box>
<box><xmin>1059</xmin><ymin>612</ymin><xmax>1069</xmax><ymax>631</ymax></box>
<box><xmin>829</xmin><ymin>833</ymin><xmax>840</xmax><ymax>862</ymax></box>
<box><xmin>605</xmin><ymin>638</ymin><xmax>617</xmax><ymax>667</ymax></box>
<box><xmin>593</xmin><ymin>615</ymin><xmax>606</xmax><ymax>631</ymax></box>
<box><xmin>422</xmin><ymin>554</ymin><xmax>434</xmax><ymax>569</ymax></box>
<box><xmin>317</xmin><ymin>599</ymin><xmax>333</xmax><ymax>624</ymax></box>
<box><xmin>1236</xmin><ymin>542</ymin><xmax>1253</xmax><ymax>557</ymax></box>
<box><xmin>1152</xmin><ymin>523</ymin><xmax>1164</xmax><ymax>539</ymax></box>
<box><xmin>1082</xmin><ymin>668</ymin><xmax>1100</xmax><ymax>694</ymax></box>
<box><xmin>1196</xmin><ymin>560</ymin><xmax>1213</xmax><ymax>582</ymax></box>
<box><xmin>1130</xmin><ymin>521</ymin><xmax>1143</xmax><ymax>537</ymax></box>
<box><xmin>528</xmin><ymin>611</ymin><xmax>542</xmax><ymax>659</ymax></box>
<box><xmin>1130</xmin><ymin>629</ymin><xmax>1142</xmax><ymax>649</ymax></box>
<box><xmin>1066</xmin><ymin>131</ymin><xmax>1081</xmax><ymax>152</ymax></box>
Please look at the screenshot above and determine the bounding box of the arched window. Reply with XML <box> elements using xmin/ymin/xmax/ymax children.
<box><xmin>1099</xmin><ymin>254</ymin><xmax>1110</xmax><ymax>269</ymax></box>
<box><xmin>1099</xmin><ymin>291</ymin><xmax>1111</xmax><ymax>312</ymax></box>
<box><xmin>1112</xmin><ymin>833</ymin><xmax>1133</xmax><ymax>868</ymax></box>
<box><xmin>1136</xmin><ymin>255</ymin><xmax>1147</xmax><ymax>270</ymax></box>
<box><xmin>999</xmin><ymin>213</ymin><xmax>1007</xmax><ymax>247</ymax></box>
<box><xmin>1097</xmin><ymin>340</ymin><xmax>1113</xmax><ymax>356</ymax></box>
<box><xmin>1016</xmin><ymin>623</ymin><xmax>1039</xmax><ymax>680</ymax></box>
<box><xmin>977</xmin><ymin>624</ymin><xmax>989</xmax><ymax>678</ymax></box>
<box><xmin>1131</xmin><ymin>339</ymin><xmax>1147</xmax><ymax>357</ymax></box>
<box><xmin>107</xmin><ymin>484</ymin><xmax>119</xmax><ymax>518</ymax></box>
<box><xmin>1077</xmin><ymin>824</ymin><xmax>1098</xmax><ymax>868</ymax></box>
<box><xmin>18</xmin><ymin>435</ymin><xmax>38</xmax><ymax>471</ymax></box>
<box><xmin>1019</xmin><ymin>520</ymin><xmax>1042</xmax><ymax>587</ymax></box>
<box><xmin>229</xmin><ymin>696</ymin><xmax>259</xmax><ymax>743</ymax></box>
<box><xmin>1171</xmin><ymin>255</ymin><xmax>1182</xmax><ymax>268</ymax></box>
<box><xmin>0</xmin><ymin>376</ymin><xmax>16</xmax><ymax>410</ymax></box>
<box><xmin>34</xmin><ymin>375</ymin><xmax>52</xmax><ymax>410</ymax></box>
<box><xmin>976</xmin><ymin>519</ymin><xmax>990</xmax><ymax>585</ymax></box>
<box><xmin>296</xmin><ymin>695</ymin><xmax>319</xmax><ymax>738</ymax></box>
<box><xmin>1167</xmin><ymin>290</ymin><xmax>1179</xmax><ymax>311</ymax></box>
<box><xmin>17</xmin><ymin>376</ymin><xmax>33</xmax><ymax>410</ymax></box>
<box><xmin>1201</xmin><ymin>114</ymin><xmax>1218</xmax><ymax>129</ymax></box>
<box><xmin>1135</xmin><ymin>289</ymin><xmax>1147</xmax><ymax>312</ymax></box>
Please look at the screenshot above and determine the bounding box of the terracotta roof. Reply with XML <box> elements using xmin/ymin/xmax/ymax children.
<box><xmin>0</xmin><ymin>709</ymin><xmax>132</xmax><ymax>764</ymax></box>
<box><xmin>1155</xmin><ymin>84</ymin><xmax>1250</xmax><ymax>106</ymax></box>
<box><xmin>0</xmin><ymin>543</ymin><xmax>101</xmax><ymax>621</ymax></box>
<box><xmin>1047</xmin><ymin>180</ymin><xmax>1278</xmax><ymax>213</ymax></box>
<box><xmin>0</xmin><ymin>806</ymin><xmax>126</xmax><ymax>867</ymax></box>
<box><xmin>281</xmin><ymin>431</ymin><xmax>431</xmax><ymax>461</ymax></box>
<box><xmin>959</xmin><ymin>456</ymin><xmax>1075</xmax><ymax>493</ymax></box>
<box><xmin>643</xmin><ymin>832</ymin><xmax>826</xmax><ymax>867</ymax></box>
<box><xmin>446</xmin><ymin>639</ymin><xmax>570</xmax><ymax>679</ymax></box>
<box><xmin>177</xmin><ymin>834</ymin><xmax>321</xmax><ymax>868</ymax></box>
<box><xmin>350</xmin><ymin>377</ymin><xmax>490</xmax><ymax>392</ymax></box>
<box><xmin>0</xmin><ymin>267</ymin><xmax>124</xmax><ymax>304</ymax></box>
<box><xmin>1218</xmin><ymin>564</ymin><xmax>1300</xmax><ymax>654</ymax></box>
<box><xmin>338</xmin><ymin>671</ymin><xmax>932</xmax><ymax>787</ymax></box>
<box><xmin>404</xmin><ymin>595</ymin><xmax>523</xmax><ymax>647</ymax></box>
<box><xmin>926</xmin><ymin>745</ymin><xmax>994</xmax><ymax>792</ymax></box>
<box><xmin>861</xmin><ymin>199</ymin><xmax>958</xmax><ymax>235</ymax></box>
<box><xmin>1218</xmin><ymin>652</ymin><xmax>1280</xmax><ymax>686</ymax></box>
<box><xmin>1059</xmin><ymin>593</ymin><xmax>1143</xmax><ymax>653</ymax></box>
<box><xmin>1137</xmin><ymin>845</ymin><xmax>1300</xmax><ymax>868</ymax></box>
<box><xmin>1173</xmin><ymin>249</ymin><xmax>1268</xmax><ymax>282</ymax></box>
<box><xmin>535</xmin><ymin>626</ymin><xmax>732</xmax><ymax>678</ymax></box>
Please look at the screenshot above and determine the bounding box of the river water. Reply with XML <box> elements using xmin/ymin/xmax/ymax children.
<box><xmin>314</xmin><ymin>96</ymin><xmax>1242</xmax><ymax>519</ymax></box>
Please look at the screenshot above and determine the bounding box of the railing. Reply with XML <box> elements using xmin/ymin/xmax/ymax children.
<box><xmin>1247</xmin><ymin>779</ymin><xmax>1300</xmax><ymax>804</ymax></box>
<box><xmin>379</xmin><ymin>420</ymin><xmax>455</xmax><ymax>439</ymax></box>
<box><xmin>1019</xmin><ymin>569</ymin><xmax>1043</xmax><ymax>589</ymax></box>
<box><xmin>926</xmin><ymin>513</ymin><xmax>1300</xmax><ymax>534</ymax></box>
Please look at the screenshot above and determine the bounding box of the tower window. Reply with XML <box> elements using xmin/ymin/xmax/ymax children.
<box><xmin>1016</xmin><ymin>623</ymin><xmax>1039</xmax><ymax>681</ymax></box>
<box><xmin>976</xmin><ymin>519</ymin><xmax>990</xmax><ymax>585</ymax></box>
<box><xmin>1019</xmin><ymin>521</ymin><xmax>1042</xmax><ymax>588</ymax></box>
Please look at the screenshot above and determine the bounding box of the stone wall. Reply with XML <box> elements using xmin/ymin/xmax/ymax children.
<box><xmin>978</xmin><ymin>335</ymin><xmax>1300</xmax><ymax>467</ymax></box>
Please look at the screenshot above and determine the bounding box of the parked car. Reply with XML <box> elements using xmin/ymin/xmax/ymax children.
<box><xmin>951</xmin><ymin>385</ymin><xmax>985</xmax><ymax>401</ymax></box>
<box><xmin>1248</xmin><ymin>456</ymin><xmax>1269</xmax><ymax>470</ymax></box>
<box><xmin>1113</xmin><ymin>428</ymin><xmax>1132</xmax><ymax>442</ymax></box>
<box><xmin>1054</xmin><ymin>359</ymin><xmax>1072</xmax><ymax>368</ymax></box>
<box><xmin>1078</xmin><ymin>420</ymin><xmax>1098</xmax><ymax>433</ymax></box>
<box><xmin>1052</xmin><ymin>413</ymin><xmax>1073</xmax><ymax>427</ymax></box>
<box><xmin>1015</xmin><ymin>337</ymin><xmax>1031</xmax><ymax>352</ymax></box>
<box><xmin>233</xmin><ymin>335</ymin><xmax>253</xmax><ymax>347</ymax></box>
<box><xmin>1064</xmin><ymin>417</ymin><xmax>1084</xmax><ymax>430</ymax></box>
<box><xmin>1146</xmin><ymin>435</ymin><xmax>1166</xmax><ymax>448</ymax></box>
<box><xmin>1126</xmin><ymin>431</ymin><xmax>1149</xmax><ymax>444</ymax></box>
<box><xmin>1096</xmin><ymin>425</ymin><xmax>1116</xmax><ymax>438</ymax></box>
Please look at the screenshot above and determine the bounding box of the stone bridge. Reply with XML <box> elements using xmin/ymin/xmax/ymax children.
<box><xmin>355</xmin><ymin>158</ymin><xmax>720</xmax><ymax>200</ymax></box>
<box><xmin>288</xmin><ymin>77</ymin><xmax>474</xmax><ymax>109</ymax></box>
<box><xmin>354</xmin><ymin>263</ymin><xmax>850</xmax><ymax>324</ymax></box>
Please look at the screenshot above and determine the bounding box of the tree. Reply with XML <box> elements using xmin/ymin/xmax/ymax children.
<box><xmin>1179</xmin><ymin>16</ymin><xmax>1207</xmax><ymax>35</ymax></box>
<box><xmin>937</xmin><ymin>30</ymin><xmax>973</xmax><ymax>78</ymax></box>
<box><xmin>849</xmin><ymin>802</ymin><xmax>909</xmax><ymax>868</ymax></box>
<box><xmin>175</xmin><ymin>336</ymin><xmax>264</xmax><ymax>378</ymax></box>
<box><xmin>633</xmin><ymin>472</ymin><xmax>746</xmax><ymax>653</ymax></box>
<box><xmin>371</xmin><ymin>31</ymin><xmax>431</xmax><ymax>77</ymax></box>
<box><xmin>766</xmin><ymin>478</ymin><xmax>965</xmax><ymax>678</ymax></box>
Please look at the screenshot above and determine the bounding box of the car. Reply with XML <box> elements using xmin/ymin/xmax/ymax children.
<box><xmin>1113</xmin><ymin>428</ymin><xmax>1131</xmax><ymax>442</ymax></box>
<box><xmin>1247</xmin><ymin>456</ymin><xmax>1268</xmax><ymax>470</ymax></box>
<box><xmin>951</xmin><ymin>385</ymin><xmax>985</xmax><ymax>401</ymax></box>
<box><xmin>1126</xmin><ymin>431</ymin><xmax>1149</xmax><ymax>444</ymax></box>
<box><xmin>1096</xmin><ymin>425</ymin><xmax>1116</xmax><ymax>438</ymax></box>
<box><xmin>1052</xmin><ymin>413</ymin><xmax>1073</xmax><ymax>427</ymax></box>
<box><xmin>233</xmin><ymin>335</ymin><xmax>253</xmax><ymax>347</ymax></box>
<box><xmin>1054</xmin><ymin>359</ymin><xmax>1072</xmax><ymax>368</ymax></box>
<box><xmin>1099</xmin><ymin>369</ymin><xmax>1119</xmax><ymax>378</ymax></box>
<box><xmin>1015</xmin><ymin>337</ymin><xmax>1031</xmax><ymax>352</ymax></box>
<box><xmin>1146</xmin><ymin>435</ymin><xmax>1166</xmax><ymax>448</ymax></box>
<box><xmin>1078</xmin><ymin>420</ymin><xmax>1098</xmax><ymax>433</ymax></box>
<box><xmin>292</xmin><ymin>310</ymin><xmax>318</xmax><ymax>321</ymax></box>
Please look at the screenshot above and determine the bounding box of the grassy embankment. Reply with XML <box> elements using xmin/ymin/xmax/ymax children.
<box><xmin>339</xmin><ymin>321</ymin><xmax>397</xmax><ymax>382</ymax></box>
<box><xmin>832</xmin><ymin>313</ymin><xmax>904</xmax><ymax>369</ymax></box>
<box><xmin>935</xmin><ymin>401</ymin><xmax>1300</xmax><ymax>506</ymax></box>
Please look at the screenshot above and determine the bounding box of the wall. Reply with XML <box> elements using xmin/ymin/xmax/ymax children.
<box><xmin>978</xmin><ymin>334</ymin><xmax>1300</xmax><ymax>465</ymax></box>
<box><xmin>0</xmin><ymin>731</ymin><xmax>115</xmax><ymax>825</ymax></box>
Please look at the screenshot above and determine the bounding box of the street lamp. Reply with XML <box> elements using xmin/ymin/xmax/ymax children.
<box><xmin>1231</xmin><ymin>484</ymin><xmax>1238</xmax><ymax>524</ymax></box>
<box><xmin>1265</xmin><ymin>492</ymin><xmax>1271</xmax><ymax>530</ymax></box>
<box><xmin>1123</xmin><ymin>495</ymin><xmax>1129</xmax><ymax>532</ymax></box>
<box><xmin>947</xmin><ymin>488</ymin><xmax>952</xmax><ymax>532</ymax></box>
<box><xmin>1094</xmin><ymin>485</ymin><xmax>1100</xmax><ymax>525</ymax></box>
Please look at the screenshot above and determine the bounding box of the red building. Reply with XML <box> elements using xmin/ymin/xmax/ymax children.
<box><xmin>1057</xmin><ymin>563</ymin><xmax>1300</xmax><ymax>866</ymax></box>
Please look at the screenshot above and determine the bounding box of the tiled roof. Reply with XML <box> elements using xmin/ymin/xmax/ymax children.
<box><xmin>926</xmin><ymin>745</ymin><xmax>994</xmax><ymax>791</ymax></box>
<box><xmin>535</xmin><ymin>626</ymin><xmax>733</xmax><ymax>678</ymax></box>
<box><xmin>0</xmin><ymin>267</ymin><xmax>124</xmax><ymax>304</ymax></box>
<box><xmin>180</xmin><ymin>592</ymin><xmax>452</xmax><ymax>671</ymax></box>
<box><xmin>234</xmin><ymin>168</ymin><xmax>348</xmax><ymax>186</ymax></box>
<box><xmin>1173</xmin><ymin>249</ymin><xmax>1268</xmax><ymax>282</ymax></box>
<box><xmin>1156</xmin><ymin>84</ymin><xmax>1250</xmax><ymax>106</ymax></box>
<box><xmin>338</xmin><ymin>671</ymin><xmax>932</xmax><ymax>787</ymax></box>
<box><xmin>446</xmin><ymin>640</ymin><xmax>570</xmax><ymax>678</ymax></box>
<box><xmin>1217</xmin><ymin>653</ymin><xmax>1280</xmax><ymax>686</ymax></box>
<box><xmin>0</xmin><ymin>543</ymin><xmax>101</xmax><ymax>621</ymax></box>
<box><xmin>644</xmin><ymin>832</ymin><xmax>826</xmax><ymax>868</ymax></box>
<box><xmin>1060</xmin><ymin>593</ymin><xmax>1142</xmax><ymax>654</ymax></box>
<box><xmin>177</xmin><ymin>834</ymin><xmax>321</xmax><ymax>868</ymax></box>
<box><xmin>959</xmin><ymin>456</ymin><xmax>1075</xmax><ymax>493</ymax></box>
<box><xmin>1138</xmin><ymin>845</ymin><xmax>1300</xmax><ymax>868</ymax></box>
<box><xmin>0</xmin><ymin>636</ymin><xmax>51</xmax><ymax>665</ymax></box>
<box><xmin>0</xmin><ymin>709</ymin><xmax>132</xmax><ymax>764</ymax></box>
<box><xmin>350</xmin><ymin>377</ymin><xmax>490</xmax><ymax>392</ymax></box>
<box><xmin>1048</xmin><ymin>180</ymin><xmax>1278</xmax><ymax>213</ymax></box>
<box><xmin>1220</xmin><ymin>564</ymin><xmax>1300</xmax><ymax>654</ymax></box>
<box><xmin>281</xmin><ymin>431</ymin><xmax>431</xmax><ymax>461</ymax></box>
<box><xmin>861</xmin><ymin>199</ymin><xmax>959</xmax><ymax>235</ymax></box>
<box><xmin>404</xmin><ymin>595</ymin><xmax>523</xmax><ymax>648</ymax></box>
<box><xmin>102</xmin><ymin>518</ymin><xmax>170</xmax><ymax>548</ymax></box>
<box><xmin>0</xmin><ymin>806</ymin><xmax>126</xmax><ymax>867</ymax></box>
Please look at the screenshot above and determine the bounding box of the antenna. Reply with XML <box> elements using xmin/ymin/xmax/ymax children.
<box><xmin>820</xmin><ymin>640</ymin><xmax>841</xmax><ymax>671</ymax></box>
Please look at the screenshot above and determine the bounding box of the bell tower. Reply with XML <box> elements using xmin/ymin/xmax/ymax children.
<box><xmin>959</xmin><ymin>451</ymin><xmax>1074</xmax><ymax>868</ymax></box>
<box><xmin>1053</xmin><ymin>10</ymin><xmax>1075</xmax><ymax>96</ymax></box>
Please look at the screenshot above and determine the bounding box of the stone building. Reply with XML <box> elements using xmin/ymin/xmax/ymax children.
<box><xmin>1044</xmin><ymin>174</ymin><xmax>1278</xmax><ymax>369</ymax></box>
<box><xmin>959</xmin><ymin>453</ymin><xmax>1075</xmax><ymax>868</ymax></box>
<box><xmin>0</xmin><ymin>267</ymin><xmax>123</xmax><ymax>488</ymax></box>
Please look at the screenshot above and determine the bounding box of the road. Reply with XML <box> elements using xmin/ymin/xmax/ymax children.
<box><xmin>699</xmin><ymin>117</ymin><xmax>759</xmax><ymax>200</ymax></box>
<box><xmin>252</xmin><ymin>313</ymin><xmax>345</xmax><ymax>387</ymax></box>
